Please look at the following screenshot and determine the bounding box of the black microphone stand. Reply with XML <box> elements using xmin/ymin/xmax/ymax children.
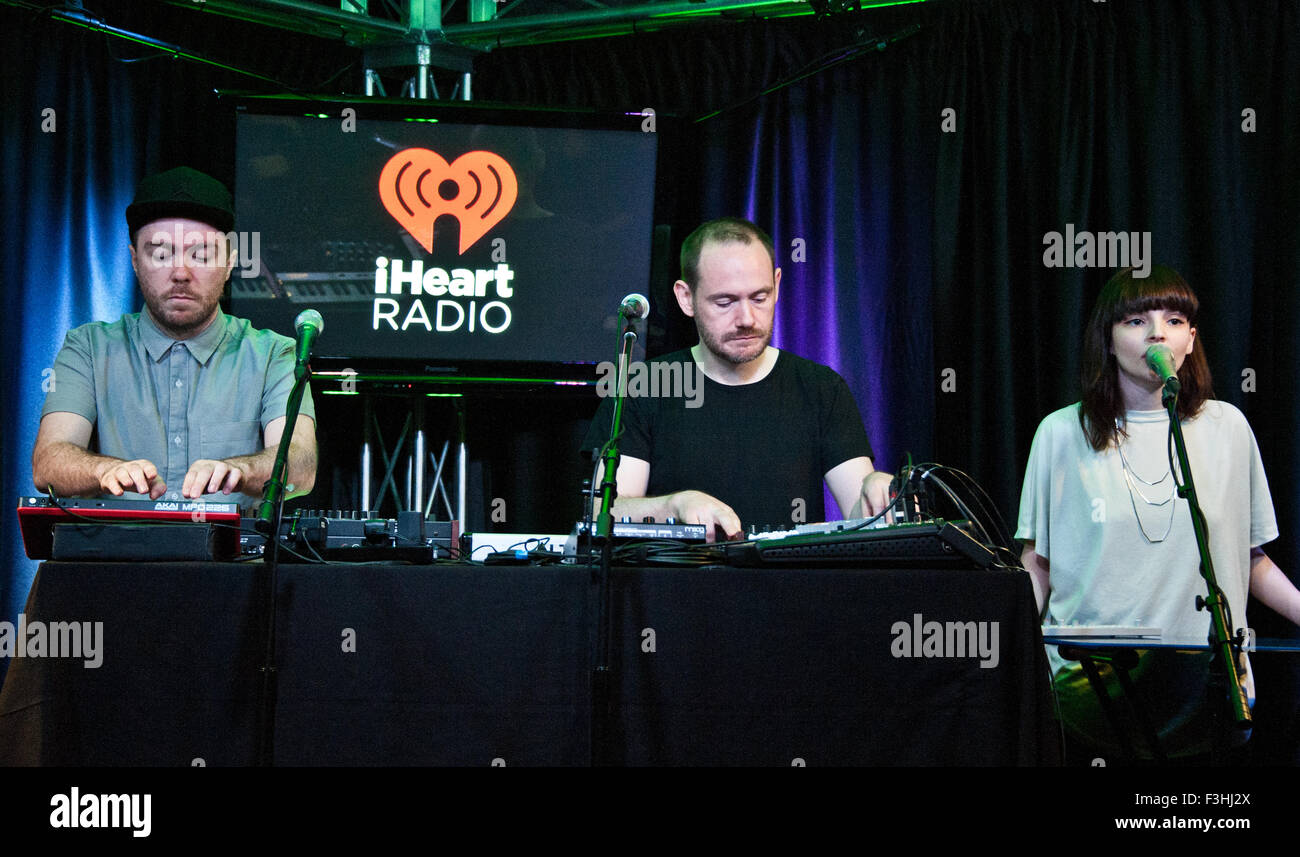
<box><xmin>1162</xmin><ymin>380</ymin><xmax>1252</xmax><ymax>758</ymax></box>
<box><xmin>251</xmin><ymin>354</ymin><xmax>313</xmax><ymax>767</ymax></box>
<box><xmin>590</xmin><ymin>311</ymin><xmax>640</xmax><ymax>766</ymax></box>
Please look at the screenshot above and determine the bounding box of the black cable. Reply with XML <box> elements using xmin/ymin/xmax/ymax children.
<box><xmin>916</xmin><ymin>468</ymin><xmax>990</xmax><ymax>546</ymax></box>
<box><xmin>929</xmin><ymin>464</ymin><xmax>1017</xmax><ymax>551</ymax></box>
<box><xmin>902</xmin><ymin>464</ymin><xmax>1020</xmax><ymax>569</ymax></box>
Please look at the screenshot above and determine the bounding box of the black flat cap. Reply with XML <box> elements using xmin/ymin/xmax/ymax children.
<box><xmin>126</xmin><ymin>166</ymin><xmax>234</xmax><ymax>236</ymax></box>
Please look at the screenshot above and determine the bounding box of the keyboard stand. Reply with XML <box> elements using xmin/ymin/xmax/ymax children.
<box><xmin>1058</xmin><ymin>645</ymin><xmax>1168</xmax><ymax>764</ymax></box>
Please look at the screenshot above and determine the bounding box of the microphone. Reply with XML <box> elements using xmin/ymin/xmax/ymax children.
<box><xmin>1144</xmin><ymin>344</ymin><xmax>1181</xmax><ymax>394</ymax></box>
<box><xmin>619</xmin><ymin>293</ymin><xmax>650</xmax><ymax>320</ymax></box>
<box><xmin>294</xmin><ymin>309</ymin><xmax>324</xmax><ymax>365</ymax></box>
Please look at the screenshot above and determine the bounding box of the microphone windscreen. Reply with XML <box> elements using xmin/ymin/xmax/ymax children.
<box><xmin>294</xmin><ymin>308</ymin><xmax>324</xmax><ymax>336</ymax></box>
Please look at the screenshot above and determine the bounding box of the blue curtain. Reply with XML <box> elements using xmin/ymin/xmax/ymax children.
<box><xmin>1</xmin><ymin>5</ymin><xmax>353</xmax><ymax>687</ymax></box>
<box><xmin>695</xmin><ymin>89</ymin><xmax>935</xmax><ymax>518</ymax></box>
<box><xmin>1</xmin><ymin>10</ymin><xmax>143</xmax><ymax>681</ymax></box>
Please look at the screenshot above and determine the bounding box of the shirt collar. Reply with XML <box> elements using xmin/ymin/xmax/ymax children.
<box><xmin>138</xmin><ymin>307</ymin><xmax>229</xmax><ymax>364</ymax></box>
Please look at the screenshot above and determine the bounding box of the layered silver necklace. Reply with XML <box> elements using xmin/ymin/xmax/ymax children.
<box><xmin>1115</xmin><ymin>418</ymin><xmax>1177</xmax><ymax>543</ymax></box>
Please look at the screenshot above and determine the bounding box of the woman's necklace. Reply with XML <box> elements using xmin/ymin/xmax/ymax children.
<box><xmin>1115</xmin><ymin>418</ymin><xmax>1177</xmax><ymax>543</ymax></box>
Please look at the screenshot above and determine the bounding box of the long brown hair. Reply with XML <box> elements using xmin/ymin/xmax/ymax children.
<box><xmin>1078</xmin><ymin>266</ymin><xmax>1215</xmax><ymax>451</ymax></box>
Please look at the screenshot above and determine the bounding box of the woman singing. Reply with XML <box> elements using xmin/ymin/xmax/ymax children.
<box><xmin>1017</xmin><ymin>265</ymin><xmax>1300</xmax><ymax>761</ymax></box>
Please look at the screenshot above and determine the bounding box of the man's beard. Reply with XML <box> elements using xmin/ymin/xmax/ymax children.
<box><xmin>145</xmin><ymin>291</ymin><xmax>222</xmax><ymax>337</ymax></box>
<box><xmin>698</xmin><ymin>323</ymin><xmax>771</xmax><ymax>365</ymax></box>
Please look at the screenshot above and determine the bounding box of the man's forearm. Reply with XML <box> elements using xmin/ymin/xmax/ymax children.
<box><xmin>227</xmin><ymin>441</ymin><xmax>316</xmax><ymax>499</ymax></box>
<box><xmin>605</xmin><ymin>494</ymin><xmax>679</xmax><ymax>523</ymax></box>
<box><xmin>591</xmin><ymin>489</ymin><xmax>742</xmax><ymax>543</ymax></box>
<box><xmin>32</xmin><ymin>442</ymin><xmax>122</xmax><ymax>497</ymax></box>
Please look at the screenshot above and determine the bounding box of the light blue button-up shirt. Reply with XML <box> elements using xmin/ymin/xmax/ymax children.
<box><xmin>41</xmin><ymin>308</ymin><xmax>315</xmax><ymax>509</ymax></box>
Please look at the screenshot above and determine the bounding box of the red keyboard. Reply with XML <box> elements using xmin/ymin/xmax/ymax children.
<box><xmin>16</xmin><ymin>496</ymin><xmax>241</xmax><ymax>559</ymax></box>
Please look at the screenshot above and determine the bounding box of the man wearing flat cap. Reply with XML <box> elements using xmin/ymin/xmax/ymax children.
<box><xmin>31</xmin><ymin>166</ymin><xmax>316</xmax><ymax>508</ymax></box>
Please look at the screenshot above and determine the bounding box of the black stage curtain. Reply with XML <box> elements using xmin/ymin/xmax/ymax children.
<box><xmin>472</xmin><ymin>0</ymin><xmax>1300</xmax><ymax>758</ymax></box>
<box><xmin>476</xmin><ymin>0</ymin><xmax>1300</xmax><ymax>576</ymax></box>
<box><xmin>3</xmin><ymin>0</ymin><xmax>1298</xmax><ymax>760</ymax></box>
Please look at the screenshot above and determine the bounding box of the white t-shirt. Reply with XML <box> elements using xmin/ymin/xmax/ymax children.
<box><xmin>1016</xmin><ymin>401</ymin><xmax>1277</xmax><ymax>677</ymax></box>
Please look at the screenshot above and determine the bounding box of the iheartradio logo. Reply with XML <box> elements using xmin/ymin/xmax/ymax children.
<box><xmin>379</xmin><ymin>148</ymin><xmax>518</xmax><ymax>255</ymax></box>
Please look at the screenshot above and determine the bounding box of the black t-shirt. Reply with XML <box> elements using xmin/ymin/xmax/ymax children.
<box><xmin>580</xmin><ymin>348</ymin><xmax>873</xmax><ymax>529</ymax></box>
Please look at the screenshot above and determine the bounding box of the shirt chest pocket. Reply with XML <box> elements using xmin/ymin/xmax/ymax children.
<box><xmin>201</xmin><ymin>421</ymin><xmax>262</xmax><ymax>461</ymax></box>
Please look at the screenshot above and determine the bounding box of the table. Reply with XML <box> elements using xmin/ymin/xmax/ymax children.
<box><xmin>0</xmin><ymin>562</ymin><xmax>1058</xmax><ymax>765</ymax></box>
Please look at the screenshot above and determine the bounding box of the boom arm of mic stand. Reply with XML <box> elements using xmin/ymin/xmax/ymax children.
<box><xmin>1166</xmin><ymin>396</ymin><xmax>1252</xmax><ymax>729</ymax></box>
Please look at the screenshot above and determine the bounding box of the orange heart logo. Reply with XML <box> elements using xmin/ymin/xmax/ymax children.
<box><xmin>379</xmin><ymin>148</ymin><xmax>518</xmax><ymax>255</ymax></box>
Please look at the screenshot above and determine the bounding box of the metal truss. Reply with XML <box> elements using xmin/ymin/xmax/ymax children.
<box><xmin>13</xmin><ymin>0</ymin><xmax>927</xmax><ymax>97</ymax></box>
<box><xmin>152</xmin><ymin>0</ymin><xmax>927</xmax><ymax>52</ymax></box>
